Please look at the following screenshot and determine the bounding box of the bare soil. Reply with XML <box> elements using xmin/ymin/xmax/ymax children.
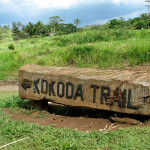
<box><xmin>3</xmin><ymin>101</ymin><xmax>150</xmax><ymax>132</ymax></box>
<box><xmin>1</xmin><ymin>66</ymin><xmax>150</xmax><ymax>131</ymax></box>
<box><xmin>0</xmin><ymin>80</ymin><xmax>18</xmax><ymax>91</ymax></box>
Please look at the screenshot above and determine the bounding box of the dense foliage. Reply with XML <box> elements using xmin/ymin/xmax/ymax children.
<box><xmin>11</xmin><ymin>16</ymin><xmax>77</xmax><ymax>40</ymax></box>
<box><xmin>108</xmin><ymin>13</ymin><xmax>149</xmax><ymax>29</ymax></box>
<box><xmin>7</xmin><ymin>13</ymin><xmax>149</xmax><ymax>40</ymax></box>
<box><xmin>0</xmin><ymin>13</ymin><xmax>149</xmax><ymax>41</ymax></box>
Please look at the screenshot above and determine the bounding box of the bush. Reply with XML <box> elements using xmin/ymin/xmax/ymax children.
<box><xmin>8</xmin><ymin>44</ymin><xmax>15</xmax><ymax>50</ymax></box>
<box><xmin>133</xmin><ymin>21</ymin><xmax>147</xmax><ymax>29</ymax></box>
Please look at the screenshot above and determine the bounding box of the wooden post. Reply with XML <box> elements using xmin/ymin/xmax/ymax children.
<box><xmin>19</xmin><ymin>64</ymin><xmax>150</xmax><ymax>115</ymax></box>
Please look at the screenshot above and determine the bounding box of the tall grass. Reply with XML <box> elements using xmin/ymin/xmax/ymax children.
<box><xmin>55</xmin><ymin>29</ymin><xmax>135</xmax><ymax>47</ymax></box>
<box><xmin>0</xmin><ymin>29</ymin><xmax>150</xmax><ymax>80</ymax></box>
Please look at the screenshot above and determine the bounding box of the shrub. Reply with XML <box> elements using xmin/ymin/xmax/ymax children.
<box><xmin>134</xmin><ymin>21</ymin><xmax>147</xmax><ymax>29</ymax></box>
<box><xmin>64</xmin><ymin>45</ymin><xmax>95</xmax><ymax>64</ymax></box>
<box><xmin>8</xmin><ymin>44</ymin><xmax>15</xmax><ymax>50</ymax></box>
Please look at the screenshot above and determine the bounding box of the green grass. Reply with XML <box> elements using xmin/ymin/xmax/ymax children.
<box><xmin>0</xmin><ymin>95</ymin><xmax>41</xmax><ymax>115</ymax></box>
<box><xmin>0</xmin><ymin>96</ymin><xmax>150</xmax><ymax>149</ymax></box>
<box><xmin>0</xmin><ymin>91</ymin><xmax>18</xmax><ymax>100</ymax></box>
<box><xmin>1</xmin><ymin>29</ymin><xmax>150</xmax><ymax>80</ymax></box>
<box><xmin>1</xmin><ymin>29</ymin><xmax>150</xmax><ymax>149</ymax></box>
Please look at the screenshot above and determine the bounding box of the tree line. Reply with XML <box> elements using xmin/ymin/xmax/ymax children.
<box><xmin>0</xmin><ymin>13</ymin><xmax>149</xmax><ymax>41</ymax></box>
<box><xmin>12</xmin><ymin>16</ymin><xmax>81</xmax><ymax>40</ymax></box>
<box><xmin>87</xmin><ymin>13</ymin><xmax>149</xmax><ymax>30</ymax></box>
<box><xmin>107</xmin><ymin>13</ymin><xmax>149</xmax><ymax>29</ymax></box>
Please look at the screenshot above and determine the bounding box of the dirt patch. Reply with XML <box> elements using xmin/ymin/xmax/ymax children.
<box><xmin>0</xmin><ymin>80</ymin><xmax>18</xmax><ymax>91</ymax></box>
<box><xmin>127</xmin><ymin>65</ymin><xmax>150</xmax><ymax>72</ymax></box>
<box><xmin>3</xmin><ymin>101</ymin><xmax>150</xmax><ymax>132</ymax></box>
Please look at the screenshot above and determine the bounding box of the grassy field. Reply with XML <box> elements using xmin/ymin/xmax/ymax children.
<box><xmin>1</xmin><ymin>30</ymin><xmax>150</xmax><ymax>149</ymax></box>
<box><xmin>1</xmin><ymin>29</ymin><xmax>150</xmax><ymax>80</ymax></box>
<box><xmin>0</xmin><ymin>94</ymin><xmax>150</xmax><ymax>150</ymax></box>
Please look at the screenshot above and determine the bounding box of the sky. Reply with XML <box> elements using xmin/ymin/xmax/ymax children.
<box><xmin>0</xmin><ymin>0</ymin><xmax>147</xmax><ymax>27</ymax></box>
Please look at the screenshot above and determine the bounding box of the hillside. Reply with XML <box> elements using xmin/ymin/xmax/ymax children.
<box><xmin>1</xmin><ymin>29</ymin><xmax>150</xmax><ymax>150</ymax></box>
<box><xmin>1</xmin><ymin>29</ymin><xmax>150</xmax><ymax>80</ymax></box>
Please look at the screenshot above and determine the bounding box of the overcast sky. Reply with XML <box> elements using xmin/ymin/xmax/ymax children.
<box><xmin>0</xmin><ymin>0</ymin><xmax>147</xmax><ymax>27</ymax></box>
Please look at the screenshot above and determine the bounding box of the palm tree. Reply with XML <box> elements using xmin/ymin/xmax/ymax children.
<box><xmin>74</xmin><ymin>18</ymin><xmax>81</xmax><ymax>32</ymax></box>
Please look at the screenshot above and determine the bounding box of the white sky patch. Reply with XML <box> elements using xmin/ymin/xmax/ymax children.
<box><xmin>0</xmin><ymin>0</ymin><xmax>145</xmax><ymax>10</ymax></box>
<box><xmin>112</xmin><ymin>0</ymin><xmax>144</xmax><ymax>5</ymax></box>
<box><xmin>91</xmin><ymin>9</ymin><xmax>147</xmax><ymax>25</ymax></box>
<box><xmin>0</xmin><ymin>0</ymin><xmax>146</xmax><ymax>25</ymax></box>
<box><xmin>21</xmin><ymin>0</ymin><xmax>83</xmax><ymax>9</ymax></box>
<box><xmin>92</xmin><ymin>19</ymin><xmax>109</xmax><ymax>25</ymax></box>
<box><xmin>108</xmin><ymin>9</ymin><xmax>147</xmax><ymax>21</ymax></box>
<box><xmin>109</xmin><ymin>9</ymin><xmax>147</xmax><ymax>22</ymax></box>
<box><xmin>121</xmin><ymin>9</ymin><xmax>147</xmax><ymax>20</ymax></box>
<box><xmin>0</xmin><ymin>0</ymin><xmax>85</xmax><ymax>9</ymax></box>
<box><xmin>1</xmin><ymin>0</ymin><xmax>10</xmax><ymax>3</ymax></box>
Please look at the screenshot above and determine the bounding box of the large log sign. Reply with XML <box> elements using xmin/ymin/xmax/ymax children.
<box><xmin>19</xmin><ymin>64</ymin><xmax>150</xmax><ymax>115</ymax></box>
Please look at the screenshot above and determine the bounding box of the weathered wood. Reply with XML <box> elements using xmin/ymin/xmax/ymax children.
<box><xmin>19</xmin><ymin>64</ymin><xmax>150</xmax><ymax>115</ymax></box>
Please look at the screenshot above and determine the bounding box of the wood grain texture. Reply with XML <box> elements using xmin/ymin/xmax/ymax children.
<box><xmin>19</xmin><ymin>64</ymin><xmax>150</xmax><ymax>115</ymax></box>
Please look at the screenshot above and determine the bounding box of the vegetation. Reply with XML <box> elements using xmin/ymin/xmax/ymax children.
<box><xmin>74</xmin><ymin>18</ymin><xmax>81</xmax><ymax>32</ymax></box>
<box><xmin>0</xmin><ymin>13</ymin><xmax>150</xmax><ymax>150</ymax></box>
<box><xmin>8</xmin><ymin>44</ymin><xmax>15</xmax><ymax>50</ymax></box>
<box><xmin>0</xmin><ymin>13</ymin><xmax>148</xmax><ymax>42</ymax></box>
<box><xmin>108</xmin><ymin>13</ymin><xmax>149</xmax><ymax>29</ymax></box>
<box><xmin>1</xmin><ymin>26</ymin><xmax>150</xmax><ymax>80</ymax></box>
<box><xmin>0</xmin><ymin>91</ymin><xmax>18</xmax><ymax>100</ymax></box>
<box><xmin>11</xmin><ymin>16</ymin><xmax>77</xmax><ymax>40</ymax></box>
<box><xmin>8</xmin><ymin>13</ymin><xmax>149</xmax><ymax>41</ymax></box>
<box><xmin>49</xmin><ymin>16</ymin><xmax>64</xmax><ymax>34</ymax></box>
<box><xmin>0</xmin><ymin>95</ymin><xmax>149</xmax><ymax>149</ymax></box>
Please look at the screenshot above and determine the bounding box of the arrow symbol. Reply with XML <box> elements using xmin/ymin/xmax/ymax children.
<box><xmin>21</xmin><ymin>79</ymin><xmax>31</xmax><ymax>90</ymax></box>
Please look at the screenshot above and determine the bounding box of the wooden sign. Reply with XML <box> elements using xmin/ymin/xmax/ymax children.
<box><xmin>19</xmin><ymin>64</ymin><xmax>150</xmax><ymax>115</ymax></box>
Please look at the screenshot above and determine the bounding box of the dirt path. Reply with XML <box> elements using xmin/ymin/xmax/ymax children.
<box><xmin>0</xmin><ymin>80</ymin><xmax>18</xmax><ymax>91</ymax></box>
